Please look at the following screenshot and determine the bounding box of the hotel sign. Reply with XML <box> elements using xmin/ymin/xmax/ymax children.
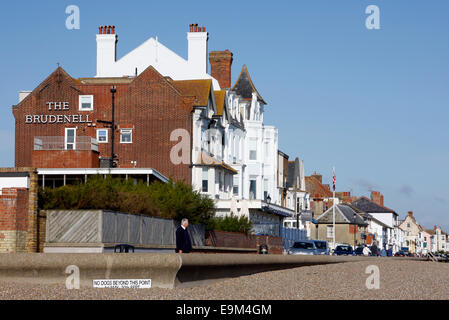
<box><xmin>25</xmin><ymin>102</ymin><xmax>93</xmax><ymax>124</ymax></box>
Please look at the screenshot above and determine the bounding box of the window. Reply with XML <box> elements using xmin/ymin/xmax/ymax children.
<box><xmin>219</xmin><ymin>171</ymin><xmax>224</xmax><ymax>192</ymax></box>
<box><xmin>65</xmin><ymin>128</ymin><xmax>76</xmax><ymax>150</ymax></box>
<box><xmin>249</xmin><ymin>179</ymin><xmax>257</xmax><ymax>200</ymax></box>
<box><xmin>249</xmin><ymin>138</ymin><xmax>257</xmax><ymax>160</ymax></box>
<box><xmin>264</xmin><ymin>179</ymin><xmax>269</xmax><ymax>201</ymax></box>
<box><xmin>327</xmin><ymin>225</ymin><xmax>334</xmax><ymax>238</ymax></box>
<box><xmin>120</xmin><ymin>129</ymin><xmax>133</xmax><ymax>144</ymax></box>
<box><xmin>233</xmin><ymin>176</ymin><xmax>239</xmax><ymax>195</ymax></box>
<box><xmin>97</xmin><ymin>129</ymin><xmax>108</xmax><ymax>143</ymax></box>
<box><xmin>202</xmin><ymin>168</ymin><xmax>209</xmax><ymax>193</ymax></box>
<box><xmin>79</xmin><ymin>95</ymin><xmax>94</xmax><ymax>111</ymax></box>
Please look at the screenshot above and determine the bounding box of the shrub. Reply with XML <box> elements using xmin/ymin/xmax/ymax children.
<box><xmin>38</xmin><ymin>175</ymin><xmax>216</xmax><ymax>225</ymax></box>
<box><xmin>206</xmin><ymin>213</ymin><xmax>253</xmax><ymax>234</ymax></box>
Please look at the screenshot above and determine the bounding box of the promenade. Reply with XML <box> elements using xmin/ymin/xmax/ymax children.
<box><xmin>1</xmin><ymin>260</ymin><xmax>447</xmax><ymax>300</ymax></box>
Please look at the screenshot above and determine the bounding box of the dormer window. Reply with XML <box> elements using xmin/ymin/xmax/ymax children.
<box><xmin>79</xmin><ymin>95</ymin><xmax>94</xmax><ymax>111</ymax></box>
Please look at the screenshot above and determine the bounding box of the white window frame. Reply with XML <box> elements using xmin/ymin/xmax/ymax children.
<box><xmin>79</xmin><ymin>95</ymin><xmax>94</xmax><ymax>111</ymax></box>
<box><xmin>120</xmin><ymin>129</ymin><xmax>133</xmax><ymax>144</ymax></box>
<box><xmin>249</xmin><ymin>138</ymin><xmax>257</xmax><ymax>161</ymax></box>
<box><xmin>327</xmin><ymin>225</ymin><xmax>334</xmax><ymax>238</ymax></box>
<box><xmin>96</xmin><ymin>129</ymin><xmax>109</xmax><ymax>144</ymax></box>
<box><xmin>65</xmin><ymin>128</ymin><xmax>77</xmax><ymax>150</ymax></box>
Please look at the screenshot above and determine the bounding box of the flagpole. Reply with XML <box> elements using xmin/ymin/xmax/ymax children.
<box><xmin>332</xmin><ymin>167</ymin><xmax>336</xmax><ymax>252</ymax></box>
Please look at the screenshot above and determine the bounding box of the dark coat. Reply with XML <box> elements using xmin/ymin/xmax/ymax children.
<box><xmin>176</xmin><ymin>226</ymin><xmax>192</xmax><ymax>253</ymax></box>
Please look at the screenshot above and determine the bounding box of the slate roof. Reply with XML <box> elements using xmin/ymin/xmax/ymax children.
<box><xmin>232</xmin><ymin>65</ymin><xmax>267</xmax><ymax>104</ymax></box>
<box><xmin>351</xmin><ymin>197</ymin><xmax>397</xmax><ymax>216</ymax></box>
<box><xmin>172</xmin><ymin>79</ymin><xmax>212</xmax><ymax>107</ymax></box>
<box><xmin>316</xmin><ymin>204</ymin><xmax>367</xmax><ymax>226</ymax></box>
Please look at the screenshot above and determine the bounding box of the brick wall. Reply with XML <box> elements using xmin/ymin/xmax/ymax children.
<box><xmin>209</xmin><ymin>50</ymin><xmax>233</xmax><ymax>89</ymax></box>
<box><xmin>206</xmin><ymin>230</ymin><xmax>283</xmax><ymax>255</ymax></box>
<box><xmin>0</xmin><ymin>188</ymin><xmax>29</xmax><ymax>253</ymax></box>
<box><xmin>13</xmin><ymin>66</ymin><xmax>193</xmax><ymax>183</ymax></box>
<box><xmin>32</xmin><ymin>150</ymin><xmax>100</xmax><ymax>168</ymax></box>
<box><xmin>38</xmin><ymin>211</ymin><xmax>46</xmax><ymax>253</ymax></box>
<box><xmin>0</xmin><ymin>168</ymin><xmax>38</xmax><ymax>253</ymax></box>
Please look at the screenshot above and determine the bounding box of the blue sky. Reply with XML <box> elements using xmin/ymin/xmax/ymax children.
<box><xmin>0</xmin><ymin>0</ymin><xmax>448</xmax><ymax>230</ymax></box>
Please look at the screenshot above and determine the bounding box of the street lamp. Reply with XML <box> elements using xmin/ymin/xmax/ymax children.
<box><xmin>266</xmin><ymin>195</ymin><xmax>271</xmax><ymax>204</ymax></box>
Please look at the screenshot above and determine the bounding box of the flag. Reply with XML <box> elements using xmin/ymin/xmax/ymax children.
<box><xmin>332</xmin><ymin>167</ymin><xmax>336</xmax><ymax>192</ymax></box>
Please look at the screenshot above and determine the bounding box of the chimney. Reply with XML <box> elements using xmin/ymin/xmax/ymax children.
<box><xmin>96</xmin><ymin>25</ymin><xmax>118</xmax><ymax>77</ymax></box>
<box><xmin>311</xmin><ymin>172</ymin><xmax>322</xmax><ymax>184</ymax></box>
<box><xmin>187</xmin><ymin>23</ymin><xmax>208</xmax><ymax>75</ymax></box>
<box><xmin>209</xmin><ymin>50</ymin><xmax>233</xmax><ymax>89</ymax></box>
<box><xmin>408</xmin><ymin>211</ymin><xmax>413</xmax><ymax>217</ymax></box>
<box><xmin>371</xmin><ymin>191</ymin><xmax>384</xmax><ymax>206</ymax></box>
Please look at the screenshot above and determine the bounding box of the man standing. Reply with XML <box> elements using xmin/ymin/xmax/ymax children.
<box><xmin>176</xmin><ymin>219</ymin><xmax>193</xmax><ymax>254</ymax></box>
<box><xmin>371</xmin><ymin>241</ymin><xmax>378</xmax><ymax>256</ymax></box>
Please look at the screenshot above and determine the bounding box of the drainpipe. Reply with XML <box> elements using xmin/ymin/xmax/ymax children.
<box><xmin>110</xmin><ymin>86</ymin><xmax>116</xmax><ymax>168</ymax></box>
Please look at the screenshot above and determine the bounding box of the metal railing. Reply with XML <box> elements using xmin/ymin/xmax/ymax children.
<box><xmin>34</xmin><ymin>136</ymin><xmax>99</xmax><ymax>152</ymax></box>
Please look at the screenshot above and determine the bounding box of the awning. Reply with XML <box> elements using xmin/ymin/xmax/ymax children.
<box><xmin>261</xmin><ymin>204</ymin><xmax>295</xmax><ymax>218</ymax></box>
<box><xmin>196</xmin><ymin>152</ymin><xmax>238</xmax><ymax>174</ymax></box>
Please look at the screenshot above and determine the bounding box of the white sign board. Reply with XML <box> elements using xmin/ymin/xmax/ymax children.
<box><xmin>93</xmin><ymin>279</ymin><xmax>152</xmax><ymax>289</ymax></box>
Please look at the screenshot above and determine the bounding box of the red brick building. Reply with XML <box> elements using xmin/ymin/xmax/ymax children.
<box><xmin>12</xmin><ymin>65</ymin><xmax>219</xmax><ymax>184</ymax></box>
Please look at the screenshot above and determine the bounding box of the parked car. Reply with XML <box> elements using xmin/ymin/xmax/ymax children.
<box><xmin>354</xmin><ymin>246</ymin><xmax>365</xmax><ymax>256</ymax></box>
<box><xmin>288</xmin><ymin>240</ymin><xmax>317</xmax><ymax>256</ymax></box>
<box><xmin>313</xmin><ymin>240</ymin><xmax>330</xmax><ymax>255</ymax></box>
<box><xmin>394</xmin><ymin>250</ymin><xmax>407</xmax><ymax>257</ymax></box>
<box><xmin>333</xmin><ymin>245</ymin><xmax>354</xmax><ymax>256</ymax></box>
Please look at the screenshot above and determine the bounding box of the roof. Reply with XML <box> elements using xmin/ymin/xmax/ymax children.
<box><xmin>316</xmin><ymin>204</ymin><xmax>367</xmax><ymax>226</ymax></box>
<box><xmin>214</xmin><ymin>91</ymin><xmax>226</xmax><ymax>116</ymax></box>
<box><xmin>232</xmin><ymin>65</ymin><xmax>266</xmax><ymax>104</ymax></box>
<box><xmin>351</xmin><ymin>197</ymin><xmax>397</xmax><ymax>215</ymax></box>
<box><xmin>287</xmin><ymin>161</ymin><xmax>298</xmax><ymax>188</ymax></box>
<box><xmin>305</xmin><ymin>176</ymin><xmax>333</xmax><ymax>198</ymax></box>
<box><xmin>196</xmin><ymin>152</ymin><xmax>238</xmax><ymax>174</ymax></box>
<box><xmin>172</xmin><ymin>79</ymin><xmax>212</xmax><ymax>107</ymax></box>
<box><xmin>78</xmin><ymin>77</ymin><xmax>135</xmax><ymax>84</ymax></box>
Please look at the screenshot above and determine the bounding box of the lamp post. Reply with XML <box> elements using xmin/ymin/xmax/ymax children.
<box><xmin>353</xmin><ymin>213</ymin><xmax>357</xmax><ymax>249</ymax></box>
<box><xmin>97</xmin><ymin>86</ymin><xmax>117</xmax><ymax>168</ymax></box>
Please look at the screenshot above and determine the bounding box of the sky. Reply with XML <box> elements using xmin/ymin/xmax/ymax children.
<box><xmin>0</xmin><ymin>0</ymin><xmax>448</xmax><ymax>230</ymax></box>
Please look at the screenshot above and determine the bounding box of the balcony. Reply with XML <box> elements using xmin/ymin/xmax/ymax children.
<box><xmin>34</xmin><ymin>137</ymin><xmax>99</xmax><ymax>152</ymax></box>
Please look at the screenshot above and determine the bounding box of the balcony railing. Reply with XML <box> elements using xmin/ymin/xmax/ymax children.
<box><xmin>34</xmin><ymin>137</ymin><xmax>99</xmax><ymax>152</ymax></box>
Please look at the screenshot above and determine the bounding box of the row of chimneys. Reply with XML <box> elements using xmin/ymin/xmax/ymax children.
<box><xmin>189</xmin><ymin>24</ymin><xmax>206</xmax><ymax>32</ymax></box>
<box><xmin>97</xmin><ymin>24</ymin><xmax>234</xmax><ymax>89</ymax></box>
<box><xmin>99</xmin><ymin>25</ymin><xmax>116</xmax><ymax>35</ymax></box>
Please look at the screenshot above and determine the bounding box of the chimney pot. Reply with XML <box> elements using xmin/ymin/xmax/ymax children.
<box><xmin>189</xmin><ymin>24</ymin><xmax>193</xmax><ymax>32</ymax></box>
<box><xmin>112</xmin><ymin>26</ymin><xmax>115</xmax><ymax>34</ymax></box>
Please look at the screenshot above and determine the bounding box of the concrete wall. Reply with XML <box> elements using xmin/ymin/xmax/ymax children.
<box><xmin>206</xmin><ymin>230</ymin><xmax>283</xmax><ymax>254</ymax></box>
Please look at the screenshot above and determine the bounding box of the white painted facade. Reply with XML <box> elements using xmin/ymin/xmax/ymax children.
<box><xmin>367</xmin><ymin>212</ymin><xmax>401</xmax><ymax>252</ymax></box>
<box><xmin>0</xmin><ymin>176</ymin><xmax>29</xmax><ymax>195</ymax></box>
<box><xmin>96</xmin><ymin>27</ymin><xmax>221</xmax><ymax>89</ymax></box>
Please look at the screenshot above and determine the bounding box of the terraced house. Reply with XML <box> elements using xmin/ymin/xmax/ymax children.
<box><xmin>10</xmin><ymin>24</ymin><xmax>295</xmax><ymax>239</ymax></box>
